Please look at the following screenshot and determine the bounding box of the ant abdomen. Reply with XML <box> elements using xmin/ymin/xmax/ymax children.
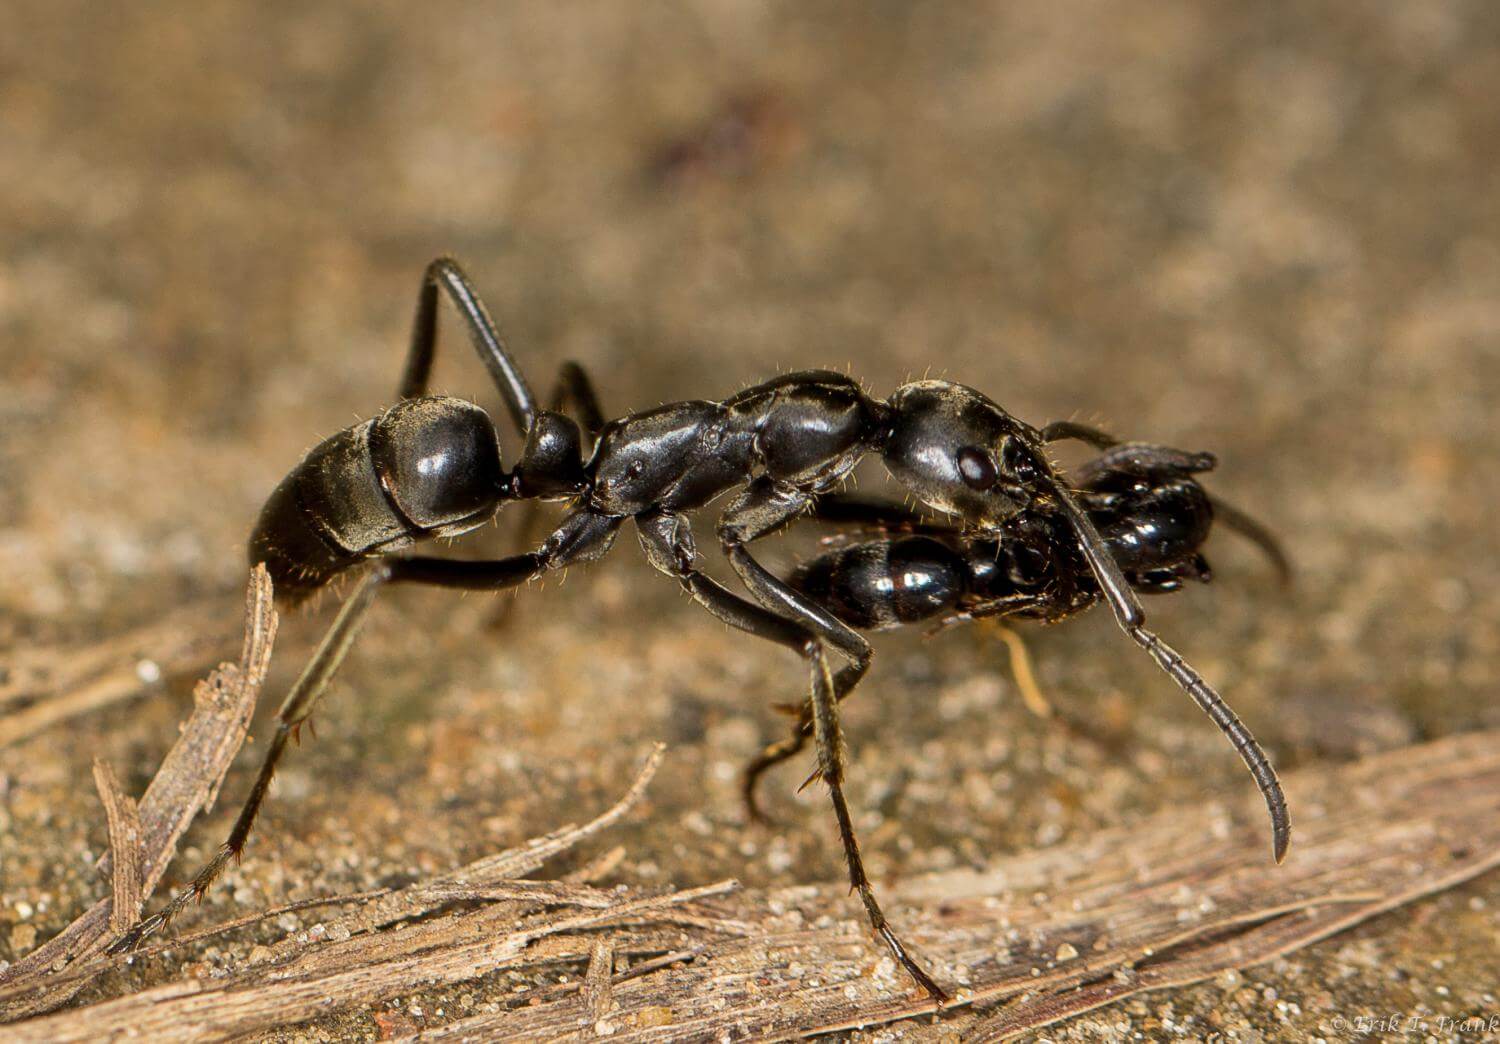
<box><xmin>789</xmin><ymin>535</ymin><xmax>969</xmax><ymax>630</ymax></box>
<box><xmin>248</xmin><ymin>396</ymin><xmax>505</xmax><ymax>602</ymax></box>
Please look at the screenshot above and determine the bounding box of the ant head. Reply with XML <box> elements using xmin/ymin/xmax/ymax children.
<box><xmin>882</xmin><ymin>381</ymin><xmax>1051</xmax><ymax>525</ymax></box>
<box><xmin>884</xmin><ymin>382</ymin><xmax>1149</xmax><ymax>631</ymax></box>
<box><xmin>1076</xmin><ymin>443</ymin><xmax>1216</xmax><ymax>575</ymax></box>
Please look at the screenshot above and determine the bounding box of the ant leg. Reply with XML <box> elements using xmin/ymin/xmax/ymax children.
<box><xmin>712</xmin><ymin>489</ymin><xmax>946</xmax><ymax>999</ymax></box>
<box><xmin>635</xmin><ymin>509</ymin><xmax>810</xmax><ymax>656</ymax></box>
<box><xmin>1073</xmin><ymin>443</ymin><xmax>1217</xmax><ymax>483</ymax></box>
<box><xmin>717</xmin><ymin>480</ymin><xmax>876</xmax><ymax>792</ymax></box>
<box><xmin>987</xmin><ymin>621</ymin><xmax>1052</xmax><ymax>719</ymax></box>
<box><xmin>486</xmin><ymin>361</ymin><xmax>607</xmax><ymax>633</ymax></box>
<box><xmin>741</xmin><ymin>727</ymin><xmax>810</xmax><ymax>822</ymax></box>
<box><xmin>650</xmin><ymin>499</ymin><xmax>944</xmax><ymax>1000</ymax></box>
<box><xmin>508</xmin><ymin>361</ymin><xmax>607</xmax><ymax>555</ymax></box>
<box><xmin>1203</xmin><ymin>496</ymin><xmax>1293</xmax><ymax>585</ymax></box>
<box><xmin>635</xmin><ymin>511</ymin><xmax>851</xmax><ymax>824</ymax></box>
<box><xmin>551</xmin><ymin>360</ymin><xmax>605</xmax><ymax>437</ymax></box>
<box><xmin>1040</xmin><ymin>420</ymin><xmax>1117</xmax><ymax>448</ymax></box>
<box><xmin>1043</xmin><ymin>424</ymin><xmax>1213</xmax><ymax>481</ymax></box>
<box><xmin>399</xmin><ymin>257</ymin><xmax>538</xmax><ymax>436</ymax></box>
<box><xmin>744</xmin><ymin>588</ymin><xmax>1050</xmax><ymax>816</ymax></box>
<box><xmin>806</xmin><ymin>637</ymin><xmax>947</xmax><ymax>1004</ymax></box>
<box><xmin>111</xmin><ymin>511</ymin><xmax>619</xmax><ymax>953</ymax></box>
<box><xmin>740</xmin><ymin>658</ymin><xmax>880</xmax><ymax>823</ymax></box>
<box><xmin>803</xmin><ymin>493</ymin><xmax>933</xmax><ymax>533</ymax></box>
<box><xmin>108</xmin><ymin>567</ymin><xmax>390</xmax><ymax>953</ymax></box>
<box><xmin>717</xmin><ymin>479</ymin><xmax>872</xmax><ymax>686</ymax></box>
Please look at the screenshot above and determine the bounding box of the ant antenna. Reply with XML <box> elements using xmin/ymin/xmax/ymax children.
<box><xmin>1210</xmin><ymin>495</ymin><xmax>1294</xmax><ymax>586</ymax></box>
<box><xmin>1045</xmin><ymin>474</ymin><xmax>1291</xmax><ymax>864</ymax></box>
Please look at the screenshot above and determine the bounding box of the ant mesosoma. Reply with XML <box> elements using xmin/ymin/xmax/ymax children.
<box><xmin>112</xmin><ymin>258</ymin><xmax>1290</xmax><ymax>1004</ymax></box>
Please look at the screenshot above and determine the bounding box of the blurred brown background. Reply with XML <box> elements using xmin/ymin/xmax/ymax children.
<box><xmin>2</xmin><ymin>2</ymin><xmax>1497</xmax><ymax>1038</ymax></box>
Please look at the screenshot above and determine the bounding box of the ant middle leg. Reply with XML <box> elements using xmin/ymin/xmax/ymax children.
<box><xmin>638</xmin><ymin>510</ymin><xmax>942</xmax><ymax>1000</ymax></box>
<box><xmin>805</xmin><ymin>637</ymin><xmax>947</xmax><ymax>1004</ymax></box>
<box><xmin>711</xmin><ymin>487</ymin><xmax>945</xmax><ymax>1000</ymax></box>
<box><xmin>634</xmin><ymin>509</ymin><xmax>851</xmax><ymax>817</ymax></box>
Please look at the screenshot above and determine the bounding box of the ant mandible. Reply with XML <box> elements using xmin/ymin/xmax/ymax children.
<box><xmin>113</xmin><ymin>258</ymin><xmax>1290</xmax><ymax>1004</ymax></box>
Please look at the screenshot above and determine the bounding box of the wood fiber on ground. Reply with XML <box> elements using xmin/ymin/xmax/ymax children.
<box><xmin>0</xmin><ymin>580</ymin><xmax>1495</xmax><ymax>1038</ymax></box>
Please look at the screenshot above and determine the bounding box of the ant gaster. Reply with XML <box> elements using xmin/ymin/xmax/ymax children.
<box><xmin>113</xmin><ymin>259</ymin><xmax>1290</xmax><ymax>1004</ymax></box>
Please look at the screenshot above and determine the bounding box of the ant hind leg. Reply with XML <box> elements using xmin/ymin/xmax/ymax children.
<box><xmin>108</xmin><ymin>566</ymin><xmax>391</xmax><ymax>953</ymax></box>
<box><xmin>111</xmin><ymin>516</ymin><xmax>613</xmax><ymax>953</ymax></box>
<box><xmin>399</xmin><ymin>257</ymin><xmax>539</xmax><ymax>436</ymax></box>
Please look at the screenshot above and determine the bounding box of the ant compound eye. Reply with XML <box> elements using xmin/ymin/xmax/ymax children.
<box><xmin>1000</xmin><ymin>438</ymin><xmax>1039</xmax><ymax>484</ymax></box>
<box><xmin>956</xmin><ymin>446</ymin><xmax>998</xmax><ymax>490</ymax></box>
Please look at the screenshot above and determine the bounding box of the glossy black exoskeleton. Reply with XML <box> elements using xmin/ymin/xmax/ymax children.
<box><xmin>115</xmin><ymin>260</ymin><xmax>1291</xmax><ymax>1006</ymax></box>
<box><xmin>787</xmin><ymin>441</ymin><xmax>1268</xmax><ymax>633</ymax></box>
<box><xmin>751</xmin><ymin>443</ymin><xmax>1289</xmax><ymax>823</ymax></box>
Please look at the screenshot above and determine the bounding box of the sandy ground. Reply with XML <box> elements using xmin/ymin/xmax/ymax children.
<box><xmin>1</xmin><ymin>2</ymin><xmax>1497</xmax><ymax>1039</ymax></box>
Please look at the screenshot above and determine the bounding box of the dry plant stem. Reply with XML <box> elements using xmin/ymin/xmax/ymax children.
<box><xmin>1</xmin><ymin>631</ymin><xmax>1493</xmax><ymax>1040</ymax></box>
<box><xmin>0</xmin><ymin>602</ymin><xmax>237</xmax><ymax>748</ymax></box>
<box><xmin>90</xmin><ymin>759</ymin><xmax>144</xmax><ymax>936</ymax></box>
<box><xmin>0</xmin><ymin>566</ymin><xmax>277</xmax><ymax>1021</ymax></box>
<box><xmin>2</xmin><ymin>726</ymin><xmax>1495</xmax><ymax>1039</ymax></box>
<box><xmin>0</xmin><ymin>889</ymin><xmax>398</xmax><ymax>1010</ymax></box>
<box><xmin>7</xmin><ymin>732</ymin><xmax>1495</xmax><ymax>1041</ymax></box>
<box><xmin>1</xmin><ymin>882</ymin><xmax>738</xmax><ymax>1043</ymax></box>
<box><xmin>585</xmin><ymin>938</ymin><xmax>616</xmax><ymax>1023</ymax></box>
<box><xmin>266</xmin><ymin>742</ymin><xmax>667</xmax><ymax>959</ymax></box>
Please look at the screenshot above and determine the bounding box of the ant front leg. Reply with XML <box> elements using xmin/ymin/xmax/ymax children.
<box><xmin>802</xmin><ymin>492</ymin><xmax>936</xmax><ymax>534</ymax></box>
<box><xmin>716</xmin><ymin>480</ymin><xmax>875</xmax><ymax>808</ymax></box>
<box><xmin>738</xmin><ymin>495</ymin><xmax>942</xmax><ymax>811</ymax></box>
<box><xmin>1039</xmin><ymin>419</ymin><xmax>1117</xmax><ymax>449</ymax></box>
<box><xmin>806</xmin><ymin>635</ymin><xmax>946</xmax><ymax>1004</ymax></box>
<box><xmin>717</xmin><ymin>478</ymin><xmax>872</xmax><ymax>697</ymax></box>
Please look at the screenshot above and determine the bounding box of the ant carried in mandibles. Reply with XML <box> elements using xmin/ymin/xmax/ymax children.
<box><xmin>111</xmin><ymin>258</ymin><xmax>1291</xmax><ymax>1004</ymax></box>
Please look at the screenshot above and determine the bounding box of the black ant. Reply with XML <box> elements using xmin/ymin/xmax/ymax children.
<box><xmin>112</xmin><ymin>258</ymin><xmax>1290</xmax><ymax>1005</ymax></box>
<box><xmin>747</xmin><ymin>439</ymin><xmax>1290</xmax><ymax>822</ymax></box>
